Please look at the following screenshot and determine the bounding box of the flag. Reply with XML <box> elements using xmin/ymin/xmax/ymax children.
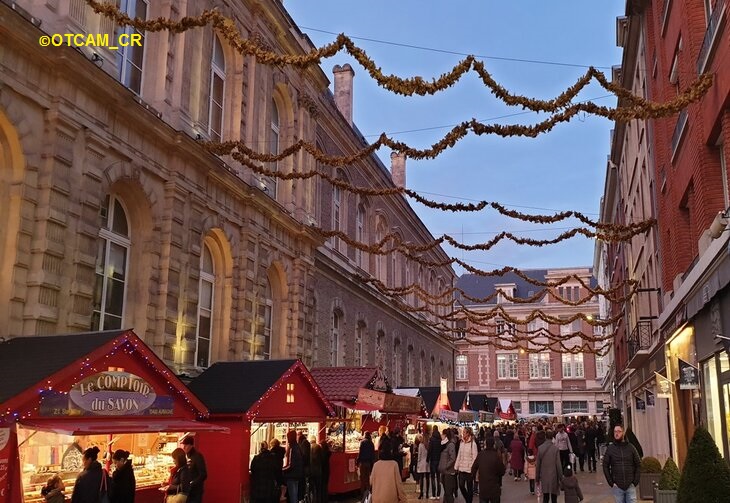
<box><xmin>645</xmin><ymin>389</ymin><xmax>655</xmax><ymax>408</ymax></box>
<box><xmin>635</xmin><ymin>395</ymin><xmax>646</xmax><ymax>411</ymax></box>
<box><xmin>678</xmin><ymin>358</ymin><xmax>700</xmax><ymax>390</ymax></box>
<box><xmin>655</xmin><ymin>372</ymin><xmax>672</xmax><ymax>398</ymax></box>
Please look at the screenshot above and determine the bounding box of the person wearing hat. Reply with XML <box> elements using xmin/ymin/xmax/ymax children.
<box><xmin>181</xmin><ymin>436</ymin><xmax>207</xmax><ymax>503</ymax></box>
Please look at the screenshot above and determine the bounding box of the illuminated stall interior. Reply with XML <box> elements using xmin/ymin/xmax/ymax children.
<box><xmin>665</xmin><ymin>324</ymin><xmax>698</xmax><ymax>466</ymax></box>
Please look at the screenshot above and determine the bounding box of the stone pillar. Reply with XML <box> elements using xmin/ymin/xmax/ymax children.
<box><xmin>332</xmin><ymin>64</ymin><xmax>355</xmax><ymax>125</ymax></box>
<box><xmin>390</xmin><ymin>151</ymin><xmax>406</xmax><ymax>188</ymax></box>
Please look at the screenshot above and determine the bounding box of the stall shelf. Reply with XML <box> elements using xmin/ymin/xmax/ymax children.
<box><xmin>0</xmin><ymin>329</ymin><xmax>226</xmax><ymax>503</ymax></box>
<box><xmin>188</xmin><ymin>359</ymin><xmax>334</xmax><ymax>503</ymax></box>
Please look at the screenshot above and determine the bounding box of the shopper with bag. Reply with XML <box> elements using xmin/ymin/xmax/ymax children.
<box><xmin>71</xmin><ymin>446</ymin><xmax>112</xmax><ymax>503</ymax></box>
<box><xmin>111</xmin><ymin>449</ymin><xmax>136</xmax><ymax>503</ymax></box>
<box><xmin>181</xmin><ymin>437</ymin><xmax>207</xmax><ymax>503</ymax></box>
<box><xmin>162</xmin><ymin>448</ymin><xmax>191</xmax><ymax>503</ymax></box>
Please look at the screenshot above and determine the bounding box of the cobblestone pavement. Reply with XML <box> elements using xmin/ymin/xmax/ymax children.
<box><xmin>339</xmin><ymin>468</ymin><xmax>617</xmax><ymax>503</ymax></box>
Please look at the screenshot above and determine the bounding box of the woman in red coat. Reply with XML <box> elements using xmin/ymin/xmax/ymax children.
<box><xmin>509</xmin><ymin>433</ymin><xmax>526</xmax><ymax>481</ymax></box>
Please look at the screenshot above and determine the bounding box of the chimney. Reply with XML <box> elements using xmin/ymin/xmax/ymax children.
<box><xmin>390</xmin><ymin>151</ymin><xmax>406</xmax><ymax>187</ymax></box>
<box><xmin>332</xmin><ymin>64</ymin><xmax>354</xmax><ymax>125</ymax></box>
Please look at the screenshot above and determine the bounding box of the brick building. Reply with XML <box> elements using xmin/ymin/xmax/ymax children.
<box><xmin>454</xmin><ymin>268</ymin><xmax>609</xmax><ymax>420</ymax></box>
<box><xmin>598</xmin><ymin>0</ymin><xmax>730</xmax><ymax>465</ymax></box>
<box><xmin>0</xmin><ymin>0</ymin><xmax>454</xmax><ymax>384</ymax></box>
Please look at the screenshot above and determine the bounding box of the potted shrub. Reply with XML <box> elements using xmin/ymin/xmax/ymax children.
<box><xmin>654</xmin><ymin>458</ymin><xmax>679</xmax><ymax>503</ymax></box>
<box><xmin>639</xmin><ymin>456</ymin><xmax>662</xmax><ymax>500</ymax></box>
<box><xmin>676</xmin><ymin>427</ymin><xmax>730</xmax><ymax>502</ymax></box>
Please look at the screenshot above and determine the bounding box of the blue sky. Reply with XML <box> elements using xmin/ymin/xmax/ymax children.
<box><xmin>286</xmin><ymin>1</ymin><xmax>624</xmax><ymax>274</ymax></box>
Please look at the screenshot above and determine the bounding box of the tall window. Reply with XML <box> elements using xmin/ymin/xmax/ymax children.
<box><xmin>92</xmin><ymin>195</ymin><xmax>129</xmax><ymax>330</ymax></box>
<box><xmin>562</xmin><ymin>353</ymin><xmax>585</xmax><ymax>378</ymax></box>
<box><xmin>333</xmin><ymin>184</ymin><xmax>342</xmax><ymax>252</ymax></box>
<box><xmin>262</xmin><ymin>99</ymin><xmax>280</xmax><ymax>196</ymax></box>
<box><xmin>420</xmin><ymin>351</ymin><xmax>426</xmax><ymax>384</ymax></box>
<box><xmin>430</xmin><ymin>356</ymin><xmax>435</xmax><ymax>384</ymax></box>
<box><xmin>331</xmin><ymin>311</ymin><xmax>342</xmax><ymax>366</ymax></box>
<box><xmin>528</xmin><ymin>318</ymin><xmax>548</xmax><ymax>334</ymax></box>
<box><xmin>208</xmin><ymin>35</ymin><xmax>225</xmax><ymax>141</ymax></box>
<box><xmin>376</xmin><ymin>330</ymin><xmax>385</xmax><ymax>369</ymax></box>
<box><xmin>497</xmin><ymin>353</ymin><xmax>518</xmax><ymax>379</ymax></box>
<box><xmin>496</xmin><ymin>319</ymin><xmax>505</xmax><ymax>335</ymax></box>
<box><xmin>116</xmin><ymin>0</ymin><xmax>147</xmax><ymax>94</ymax></box>
<box><xmin>529</xmin><ymin>401</ymin><xmax>554</xmax><ymax>414</ymax></box>
<box><xmin>529</xmin><ymin>353</ymin><xmax>551</xmax><ymax>379</ymax></box>
<box><xmin>393</xmin><ymin>339</ymin><xmax>401</xmax><ymax>385</ymax></box>
<box><xmin>355</xmin><ymin>322</ymin><xmax>365</xmax><ymax>366</ymax></box>
<box><xmin>407</xmin><ymin>346</ymin><xmax>413</xmax><ymax>385</ymax></box>
<box><xmin>356</xmin><ymin>204</ymin><xmax>365</xmax><ymax>268</ymax></box>
<box><xmin>195</xmin><ymin>244</ymin><xmax>215</xmax><ymax>367</ymax></box>
<box><xmin>596</xmin><ymin>354</ymin><xmax>607</xmax><ymax>379</ymax></box>
<box><xmin>375</xmin><ymin>219</ymin><xmax>386</xmax><ymax>281</ymax></box>
<box><xmin>456</xmin><ymin>355</ymin><xmax>468</xmax><ymax>380</ymax></box>
<box><xmin>254</xmin><ymin>279</ymin><xmax>273</xmax><ymax>360</ymax></box>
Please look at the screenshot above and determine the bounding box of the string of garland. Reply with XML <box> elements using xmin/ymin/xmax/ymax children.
<box><xmin>358</xmin><ymin>275</ymin><xmax>638</xmax><ymax>306</ymax></box>
<box><xmin>227</xmin><ymin>150</ymin><xmax>654</xmax><ymax>233</ymax></box>
<box><xmin>85</xmin><ymin>0</ymin><xmax>712</xmax><ymax>113</ymax></box>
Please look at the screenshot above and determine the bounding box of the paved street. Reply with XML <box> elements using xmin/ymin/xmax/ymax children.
<box><xmin>339</xmin><ymin>469</ymin><xmax>616</xmax><ymax>503</ymax></box>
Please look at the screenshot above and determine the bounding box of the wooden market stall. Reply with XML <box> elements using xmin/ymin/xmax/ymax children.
<box><xmin>310</xmin><ymin>367</ymin><xmax>422</xmax><ymax>494</ymax></box>
<box><xmin>187</xmin><ymin>359</ymin><xmax>334</xmax><ymax>502</ymax></box>
<box><xmin>0</xmin><ymin>329</ymin><xmax>227</xmax><ymax>503</ymax></box>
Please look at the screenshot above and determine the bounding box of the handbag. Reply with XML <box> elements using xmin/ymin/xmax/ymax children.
<box><xmin>165</xmin><ymin>471</ymin><xmax>188</xmax><ymax>503</ymax></box>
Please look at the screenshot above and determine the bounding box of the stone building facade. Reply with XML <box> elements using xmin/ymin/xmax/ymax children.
<box><xmin>454</xmin><ymin>268</ymin><xmax>609</xmax><ymax>419</ymax></box>
<box><xmin>0</xmin><ymin>0</ymin><xmax>455</xmax><ymax>383</ymax></box>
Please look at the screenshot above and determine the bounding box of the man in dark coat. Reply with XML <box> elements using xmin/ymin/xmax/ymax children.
<box><xmin>250</xmin><ymin>442</ymin><xmax>280</xmax><ymax>503</ymax></box>
<box><xmin>298</xmin><ymin>432</ymin><xmax>312</xmax><ymax>498</ymax></box>
<box><xmin>470</xmin><ymin>437</ymin><xmax>505</xmax><ymax>503</ymax></box>
<box><xmin>182</xmin><ymin>436</ymin><xmax>207</xmax><ymax>503</ymax></box>
<box><xmin>602</xmin><ymin>424</ymin><xmax>640</xmax><ymax>503</ymax></box>
<box><xmin>585</xmin><ymin>422</ymin><xmax>598</xmax><ymax>472</ymax></box>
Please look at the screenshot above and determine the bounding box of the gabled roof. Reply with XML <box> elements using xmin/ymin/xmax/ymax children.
<box><xmin>418</xmin><ymin>387</ymin><xmax>440</xmax><ymax>414</ymax></box>
<box><xmin>447</xmin><ymin>391</ymin><xmax>468</xmax><ymax>411</ymax></box>
<box><xmin>189</xmin><ymin>360</ymin><xmax>299</xmax><ymax>414</ymax></box>
<box><xmin>467</xmin><ymin>393</ymin><xmax>488</xmax><ymax>411</ymax></box>
<box><xmin>0</xmin><ymin>330</ymin><xmax>127</xmax><ymax>404</ymax></box>
<box><xmin>310</xmin><ymin>367</ymin><xmax>387</xmax><ymax>402</ymax></box>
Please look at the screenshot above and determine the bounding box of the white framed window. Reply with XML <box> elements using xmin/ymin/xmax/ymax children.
<box><xmin>407</xmin><ymin>347</ymin><xmax>414</xmax><ymax>385</ymax></box>
<box><xmin>596</xmin><ymin>355</ymin><xmax>607</xmax><ymax>379</ymax></box>
<box><xmin>331</xmin><ymin>311</ymin><xmax>342</xmax><ymax>366</ymax></box>
<box><xmin>263</xmin><ymin>98</ymin><xmax>280</xmax><ymax>197</ymax></box>
<box><xmin>393</xmin><ymin>340</ymin><xmax>401</xmax><ymax>385</ymax></box>
<box><xmin>456</xmin><ymin>354</ymin><xmax>468</xmax><ymax>380</ymax></box>
<box><xmin>208</xmin><ymin>35</ymin><xmax>225</xmax><ymax>141</ymax></box>
<box><xmin>92</xmin><ymin>195</ymin><xmax>130</xmax><ymax>331</ymax></box>
<box><xmin>195</xmin><ymin>243</ymin><xmax>215</xmax><ymax>367</ymax></box>
<box><xmin>356</xmin><ymin>204</ymin><xmax>365</xmax><ymax>268</ymax></box>
<box><xmin>497</xmin><ymin>353</ymin><xmax>518</xmax><ymax>379</ymax></box>
<box><xmin>562</xmin><ymin>353</ymin><xmax>585</xmax><ymax>378</ymax></box>
<box><xmin>528</xmin><ymin>318</ymin><xmax>548</xmax><ymax>334</ymax></box>
<box><xmin>496</xmin><ymin>319</ymin><xmax>505</xmax><ymax>335</ymax></box>
<box><xmin>116</xmin><ymin>0</ymin><xmax>147</xmax><ymax>94</ymax></box>
<box><xmin>529</xmin><ymin>353</ymin><xmax>551</xmax><ymax>379</ymax></box>
<box><xmin>355</xmin><ymin>322</ymin><xmax>364</xmax><ymax>367</ymax></box>
<box><xmin>332</xmin><ymin>184</ymin><xmax>342</xmax><ymax>252</ymax></box>
<box><xmin>254</xmin><ymin>279</ymin><xmax>273</xmax><ymax>360</ymax></box>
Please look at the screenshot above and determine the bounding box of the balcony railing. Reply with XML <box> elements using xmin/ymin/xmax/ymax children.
<box><xmin>697</xmin><ymin>0</ymin><xmax>727</xmax><ymax>73</ymax></box>
<box><xmin>627</xmin><ymin>320</ymin><xmax>652</xmax><ymax>366</ymax></box>
<box><xmin>671</xmin><ymin>109</ymin><xmax>688</xmax><ymax>162</ymax></box>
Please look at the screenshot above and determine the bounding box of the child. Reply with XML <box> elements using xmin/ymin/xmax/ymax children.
<box><xmin>525</xmin><ymin>449</ymin><xmax>537</xmax><ymax>495</ymax></box>
<box><xmin>560</xmin><ymin>465</ymin><xmax>584</xmax><ymax>503</ymax></box>
<box><xmin>40</xmin><ymin>474</ymin><xmax>65</xmax><ymax>503</ymax></box>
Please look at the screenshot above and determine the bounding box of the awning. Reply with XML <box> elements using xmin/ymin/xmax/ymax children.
<box><xmin>330</xmin><ymin>400</ymin><xmax>380</xmax><ymax>412</ymax></box>
<box><xmin>18</xmin><ymin>418</ymin><xmax>230</xmax><ymax>435</ymax></box>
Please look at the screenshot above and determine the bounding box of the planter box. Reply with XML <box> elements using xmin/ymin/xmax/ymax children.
<box><xmin>654</xmin><ymin>488</ymin><xmax>678</xmax><ymax>503</ymax></box>
<box><xmin>640</xmin><ymin>473</ymin><xmax>661</xmax><ymax>500</ymax></box>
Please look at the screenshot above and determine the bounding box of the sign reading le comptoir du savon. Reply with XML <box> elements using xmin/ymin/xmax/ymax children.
<box><xmin>39</xmin><ymin>370</ymin><xmax>174</xmax><ymax>417</ymax></box>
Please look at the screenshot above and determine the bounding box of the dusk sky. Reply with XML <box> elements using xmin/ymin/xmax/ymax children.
<box><xmin>286</xmin><ymin>1</ymin><xmax>625</xmax><ymax>274</ymax></box>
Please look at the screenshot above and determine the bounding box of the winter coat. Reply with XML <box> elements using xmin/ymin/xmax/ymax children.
<box><xmin>453</xmin><ymin>438</ymin><xmax>478</xmax><ymax>473</ymax></box>
<box><xmin>555</xmin><ymin>431</ymin><xmax>572</xmax><ymax>452</ymax></box>
<box><xmin>574</xmin><ymin>428</ymin><xmax>587</xmax><ymax>455</ymax></box>
<box><xmin>437</xmin><ymin>439</ymin><xmax>456</xmax><ymax>475</ymax></box>
<box><xmin>534</xmin><ymin>430</ymin><xmax>546</xmax><ymax>450</ymax></box>
<box><xmin>283</xmin><ymin>443</ymin><xmax>304</xmax><ymax>481</ymax></box>
<box><xmin>186</xmin><ymin>447</ymin><xmax>207</xmax><ymax>499</ymax></box>
<box><xmin>427</xmin><ymin>434</ymin><xmax>442</xmax><ymax>471</ymax></box>
<box><xmin>111</xmin><ymin>460</ymin><xmax>135</xmax><ymax>503</ymax></box>
<box><xmin>369</xmin><ymin>460</ymin><xmax>407</xmax><ymax>503</ymax></box>
<box><xmin>602</xmin><ymin>439</ymin><xmax>640</xmax><ymax>490</ymax></box>
<box><xmin>585</xmin><ymin>428</ymin><xmax>598</xmax><ymax>453</ymax></box>
<box><xmin>71</xmin><ymin>461</ymin><xmax>110</xmax><ymax>503</ymax></box>
<box><xmin>417</xmin><ymin>443</ymin><xmax>429</xmax><ymax>474</ymax></box>
<box><xmin>525</xmin><ymin>456</ymin><xmax>537</xmax><ymax>480</ymax></box>
<box><xmin>568</xmin><ymin>431</ymin><xmax>580</xmax><ymax>454</ymax></box>
<box><xmin>310</xmin><ymin>442</ymin><xmax>323</xmax><ymax>478</ymax></box>
<box><xmin>470</xmin><ymin>447</ymin><xmax>505</xmax><ymax>501</ymax></box>
<box><xmin>509</xmin><ymin>439</ymin><xmax>525</xmax><ymax>471</ymax></box>
<box><xmin>250</xmin><ymin>450</ymin><xmax>280</xmax><ymax>502</ymax></box>
<box><xmin>357</xmin><ymin>438</ymin><xmax>375</xmax><ymax>465</ymax></box>
<box><xmin>536</xmin><ymin>441</ymin><xmax>562</xmax><ymax>495</ymax></box>
<box><xmin>561</xmin><ymin>474</ymin><xmax>584</xmax><ymax>503</ymax></box>
<box><xmin>41</xmin><ymin>485</ymin><xmax>65</xmax><ymax>503</ymax></box>
<box><xmin>166</xmin><ymin>465</ymin><xmax>191</xmax><ymax>496</ymax></box>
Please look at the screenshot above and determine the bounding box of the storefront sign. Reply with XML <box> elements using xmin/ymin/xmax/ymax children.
<box><xmin>439</xmin><ymin>410</ymin><xmax>458</xmax><ymax>422</ymax></box>
<box><xmin>655</xmin><ymin>372</ymin><xmax>672</xmax><ymax>398</ymax></box>
<box><xmin>357</xmin><ymin>388</ymin><xmax>386</xmax><ymax>409</ymax></box>
<box><xmin>458</xmin><ymin>411</ymin><xmax>478</xmax><ymax>423</ymax></box>
<box><xmin>478</xmin><ymin>411</ymin><xmax>494</xmax><ymax>422</ymax></box>
<box><xmin>635</xmin><ymin>395</ymin><xmax>646</xmax><ymax>411</ymax></box>
<box><xmin>645</xmin><ymin>390</ymin><xmax>655</xmax><ymax>408</ymax></box>
<box><xmin>678</xmin><ymin>358</ymin><xmax>700</xmax><ymax>390</ymax></box>
<box><xmin>382</xmin><ymin>393</ymin><xmax>422</xmax><ymax>414</ymax></box>
<box><xmin>40</xmin><ymin>371</ymin><xmax>174</xmax><ymax>416</ymax></box>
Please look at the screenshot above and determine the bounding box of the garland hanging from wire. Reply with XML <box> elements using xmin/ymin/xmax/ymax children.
<box><xmin>86</xmin><ymin>0</ymin><xmax>712</xmax><ymax>112</ymax></box>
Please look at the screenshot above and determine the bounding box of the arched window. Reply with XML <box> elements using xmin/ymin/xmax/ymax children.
<box><xmin>404</xmin><ymin>261</ymin><xmax>411</xmax><ymax>305</ymax></box>
<box><xmin>208</xmin><ymin>35</ymin><xmax>225</xmax><ymax>141</ymax></box>
<box><xmin>311</xmin><ymin>297</ymin><xmax>319</xmax><ymax>367</ymax></box>
<box><xmin>356</xmin><ymin>203</ymin><xmax>366</xmax><ymax>269</ymax></box>
<box><xmin>254</xmin><ymin>279</ymin><xmax>273</xmax><ymax>360</ymax></box>
<box><xmin>420</xmin><ymin>351</ymin><xmax>426</xmax><ymax>385</ymax></box>
<box><xmin>393</xmin><ymin>339</ymin><xmax>401</xmax><ymax>385</ymax></box>
<box><xmin>262</xmin><ymin>99</ymin><xmax>279</xmax><ymax>196</ymax></box>
<box><xmin>195</xmin><ymin>244</ymin><xmax>215</xmax><ymax>367</ymax></box>
<box><xmin>376</xmin><ymin>329</ymin><xmax>385</xmax><ymax>369</ymax></box>
<box><xmin>375</xmin><ymin>217</ymin><xmax>387</xmax><ymax>282</ymax></box>
<box><xmin>355</xmin><ymin>321</ymin><xmax>366</xmax><ymax>366</ymax></box>
<box><xmin>407</xmin><ymin>345</ymin><xmax>414</xmax><ymax>386</ymax></box>
<box><xmin>333</xmin><ymin>183</ymin><xmax>342</xmax><ymax>252</ymax></box>
<box><xmin>92</xmin><ymin>195</ymin><xmax>130</xmax><ymax>330</ymax></box>
<box><xmin>331</xmin><ymin>310</ymin><xmax>342</xmax><ymax>366</ymax></box>
<box><xmin>430</xmin><ymin>356</ymin><xmax>436</xmax><ymax>385</ymax></box>
<box><xmin>116</xmin><ymin>0</ymin><xmax>147</xmax><ymax>94</ymax></box>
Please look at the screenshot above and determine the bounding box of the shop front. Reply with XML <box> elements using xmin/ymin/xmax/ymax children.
<box><xmin>188</xmin><ymin>359</ymin><xmax>334</xmax><ymax>502</ymax></box>
<box><xmin>0</xmin><ymin>329</ymin><xmax>226</xmax><ymax>503</ymax></box>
